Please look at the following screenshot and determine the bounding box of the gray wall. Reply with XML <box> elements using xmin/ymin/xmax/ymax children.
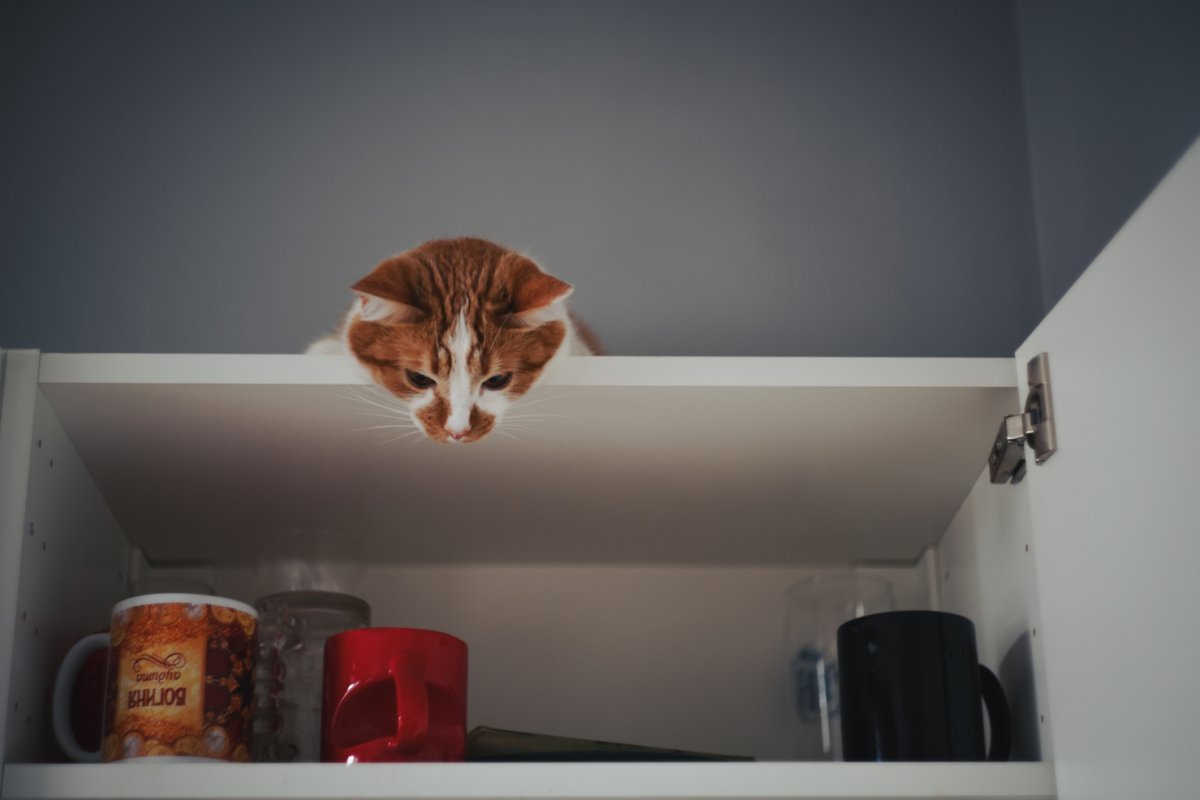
<box><xmin>0</xmin><ymin>0</ymin><xmax>1041</xmax><ymax>357</ymax></box>
<box><xmin>1017</xmin><ymin>0</ymin><xmax>1200</xmax><ymax>313</ymax></box>
<box><xmin>12</xmin><ymin>2</ymin><xmax>1199</xmax><ymax>357</ymax></box>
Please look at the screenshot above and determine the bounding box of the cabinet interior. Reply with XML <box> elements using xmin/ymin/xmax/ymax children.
<box><xmin>2</xmin><ymin>354</ymin><xmax>1049</xmax><ymax>783</ymax></box>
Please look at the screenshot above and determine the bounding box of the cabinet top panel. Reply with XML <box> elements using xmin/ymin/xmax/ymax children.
<box><xmin>35</xmin><ymin>354</ymin><xmax>1016</xmax><ymax>565</ymax></box>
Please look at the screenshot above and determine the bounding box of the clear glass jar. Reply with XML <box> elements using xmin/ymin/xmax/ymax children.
<box><xmin>784</xmin><ymin>573</ymin><xmax>895</xmax><ymax>760</ymax></box>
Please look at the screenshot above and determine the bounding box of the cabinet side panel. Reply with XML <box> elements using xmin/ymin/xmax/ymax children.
<box><xmin>0</xmin><ymin>352</ymin><xmax>39</xmax><ymax>768</ymax></box>
<box><xmin>1015</xmin><ymin>138</ymin><xmax>1200</xmax><ymax>799</ymax></box>
<box><xmin>938</xmin><ymin>467</ymin><xmax>1051</xmax><ymax>763</ymax></box>
<box><xmin>4</xmin><ymin>389</ymin><xmax>130</xmax><ymax>763</ymax></box>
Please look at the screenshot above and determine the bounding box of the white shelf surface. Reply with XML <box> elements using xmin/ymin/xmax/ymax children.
<box><xmin>1</xmin><ymin>762</ymin><xmax>1056</xmax><ymax>800</ymax></box>
<box><xmin>38</xmin><ymin>353</ymin><xmax>1014</xmax><ymax>388</ymax></box>
<box><xmin>36</xmin><ymin>354</ymin><xmax>1016</xmax><ymax>564</ymax></box>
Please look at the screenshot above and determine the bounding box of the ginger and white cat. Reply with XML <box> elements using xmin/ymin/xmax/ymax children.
<box><xmin>309</xmin><ymin>238</ymin><xmax>597</xmax><ymax>444</ymax></box>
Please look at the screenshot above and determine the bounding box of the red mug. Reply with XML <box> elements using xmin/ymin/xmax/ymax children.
<box><xmin>321</xmin><ymin>628</ymin><xmax>468</xmax><ymax>763</ymax></box>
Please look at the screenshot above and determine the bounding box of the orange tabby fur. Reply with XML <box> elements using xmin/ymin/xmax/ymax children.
<box><xmin>312</xmin><ymin>238</ymin><xmax>596</xmax><ymax>443</ymax></box>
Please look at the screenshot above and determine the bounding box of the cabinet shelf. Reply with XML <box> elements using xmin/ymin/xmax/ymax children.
<box><xmin>36</xmin><ymin>353</ymin><xmax>1016</xmax><ymax>565</ymax></box>
<box><xmin>1</xmin><ymin>762</ymin><xmax>1056</xmax><ymax>800</ymax></box>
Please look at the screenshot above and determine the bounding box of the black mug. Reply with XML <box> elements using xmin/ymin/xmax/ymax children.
<box><xmin>837</xmin><ymin>610</ymin><xmax>1011</xmax><ymax>761</ymax></box>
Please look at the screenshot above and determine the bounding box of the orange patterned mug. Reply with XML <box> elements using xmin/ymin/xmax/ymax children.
<box><xmin>52</xmin><ymin>594</ymin><xmax>257</xmax><ymax>762</ymax></box>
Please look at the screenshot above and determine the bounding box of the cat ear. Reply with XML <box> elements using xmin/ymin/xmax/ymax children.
<box><xmin>352</xmin><ymin>291</ymin><xmax>424</xmax><ymax>323</ymax></box>
<box><xmin>507</xmin><ymin>256</ymin><xmax>573</xmax><ymax>316</ymax></box>
<box><xmin>351</xmin><ymin>256</ymin><xmax>426</xmax><ymax>323</ymax></box>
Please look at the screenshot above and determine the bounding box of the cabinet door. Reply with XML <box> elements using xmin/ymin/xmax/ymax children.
<box><xmin>1016</xmin><ymin>137</ymin><xmax>1199</xmax><ymax>798</ymax></box>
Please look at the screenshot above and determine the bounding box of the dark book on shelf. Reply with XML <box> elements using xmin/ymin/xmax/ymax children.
<box><xmin>465</xmin><ymin>726</ymin><xmax>755</xmax><ymax>762</ymax></box>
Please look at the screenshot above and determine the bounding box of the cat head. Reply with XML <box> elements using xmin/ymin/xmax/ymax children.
<box><xmin>345</xmin><ymin>238</ymin><xmax>572</xmax><ymax>444</ymax></box>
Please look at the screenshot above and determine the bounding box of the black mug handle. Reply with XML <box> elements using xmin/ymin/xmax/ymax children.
<box><xmin>978</xmin><ymin>665</ymin><xmax>1012</xmax><ymax>761</ymax></box>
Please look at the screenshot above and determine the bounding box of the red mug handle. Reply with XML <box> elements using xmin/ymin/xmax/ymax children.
<box><xmin>386</xmin><ymin>655</ymin><xmax>429</xmax><ymax>755</ymax></box>
<box><xmin>331</xmin><ymin>654</ymin><xmax>429</xmax><ymax>761</ymax></box>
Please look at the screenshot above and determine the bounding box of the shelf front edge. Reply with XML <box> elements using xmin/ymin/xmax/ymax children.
<box><xmin>37</xmin><ymin>354</ymin><xmax>1016</xmax><ymax>389</ymax></box>
<box><xmin>1</xmin><ymin>762</ymin><xmax>1056</xmax><ymax>800</ymax></box>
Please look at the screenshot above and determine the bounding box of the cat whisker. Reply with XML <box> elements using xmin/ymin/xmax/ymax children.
<box><xmin>351</xmin><ymin>411</ymin><xmax>416</xmax><ymax>422</ymax></box>
<box><xmin>343</xmin><ymin>406</ymin><xmax>413</xmax><ymax>424</ymax></box>
<box><xmin>336</xmin><ymin>390</ymin><xmax>420</xmax><ymax>433</ymax></box>
<box><xmin>336</xmin><ymin>388</ymin><xmax>420</xmax><ymax>439</ymax></box>
<box><xmin>507</xmin><ymin>401</ymin><xmax>562</xmax><ymax>415</ymax></box>
<box><xmin>511</xmin><ymin>395</ymin><xmax>582</xmax><ymax>417</ymax></box>
<box><xmin>378</xmin><ymin>429</ymin><xmax>425</xmax><ymax>445</ymax></box>
<box><xmin>341</xmin><ymin>382</ymin><xmax>407</xmax><ymax>405</ymax></box>
<box><xmin>498</xmin><ymin>424</ymin><xmax>564</xmax><ymax>444</ymax></box>
<box><xmin>336</xmin><ymin>385</ymin><xmax>384</xmax><ymax>400</ymax></box>
<box><xmin>503</xmin><ymin>412</ymin><xmax>579</xmax><ymax>422</ymax></box>
<box><xmin>516</xmin><ymin>389</ymin><xmax>568</xmax><ymax>406</ymax></box>
<box><xmin>492</xmin><ymin>429</ymin><xmax>529</xmax><ymax>445</ymax></box>
<box><xmin>337</xmin><ymin>396</ymin><xmax>402</xmax><ymax>417</ymax></box>
<box><xmin>337</xmin><ymin>388</ymin><xmax>410</xmax><ymax>416</ymax></box>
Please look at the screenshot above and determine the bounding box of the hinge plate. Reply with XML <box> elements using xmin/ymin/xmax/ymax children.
<box><xmin>988</xmin><ymin>352</ymin><xmax>1058</xmax><ymax>485</ymax></box>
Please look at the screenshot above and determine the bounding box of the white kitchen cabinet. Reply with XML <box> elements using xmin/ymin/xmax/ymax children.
<box><xmin>1</xmin><ymin>141</ymin><xmax>1196</xmax><ymax>800</ymax></box>
<box><xmin>1</xmin><ymin>350</ymin><xmax>1051</xmax><ymax>799</ymax></box>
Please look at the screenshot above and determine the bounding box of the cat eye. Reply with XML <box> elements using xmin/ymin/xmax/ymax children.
<box><xmin>405</xmin><ymin>370</ymin><xmax>436</xmax><ymax>389</ymax></box>
<box><xmin>482</xmin><ymin>373</ymin><xmax>513</xmax><ymax>391</ymax></box>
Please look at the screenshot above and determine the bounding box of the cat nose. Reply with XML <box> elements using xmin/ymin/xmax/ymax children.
<box><xmin>445</xmin><ymin>425</ymin><xmax>470</xmax><ymax>440</ymax></box>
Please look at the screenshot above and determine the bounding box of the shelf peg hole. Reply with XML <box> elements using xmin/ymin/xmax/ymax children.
<box><xmin>20</xmin><ymin>611</ymin><xmax>26</xmax><ymax>622</ymax></box>
<box><xmin>49</xmin><ymin>458</ymin><xmax>54</xmax><ymax>468</ymax></box>
<box><xmin>1032</xmin><ymin>627</ymin><xmax>1037</xmax><ymax>637</ymax></box>
<box><xmin>37</xmin><ymin>439</ymin><xmax>42</xmax><ymax>448</ymax></box>
<box><xmin>28</xmin><ymin>523</ymin><xmax>34</xmax><ymax>536</ymax></box>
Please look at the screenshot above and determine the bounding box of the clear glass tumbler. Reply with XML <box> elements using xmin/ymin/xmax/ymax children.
<box><xmin>253</xmin><ymin>590</ymin><xmax>369</xmax><ymax>762</ymax></box>
<box><xmin>252</xmin><ymin>529</ymin><xmax>370</xmax><ymax>762</ymax></box>
<box><xmin>784</xmin><ymin>573</ymin><xmax>895</xmax><ymax>760</ymax></box>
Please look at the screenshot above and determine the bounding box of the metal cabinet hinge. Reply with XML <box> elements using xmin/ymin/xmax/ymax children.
<box><xmin>989</xmin><ymin>352</ymin><xmax>1058</xmax><ymax>485</ymax></box>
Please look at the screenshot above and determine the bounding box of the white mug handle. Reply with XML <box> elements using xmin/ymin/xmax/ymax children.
<box><xmin>51</xmin><ymin>632</ymin><xmax>110</xmax><ymax>763</ymax></box>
